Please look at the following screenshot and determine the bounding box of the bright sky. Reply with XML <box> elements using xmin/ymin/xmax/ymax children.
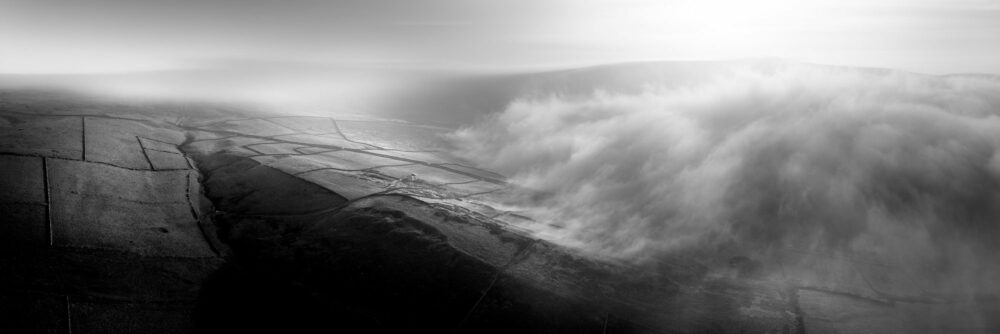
<box><xmin>2</xmin><ymin>0</ymin><xmax>1000</xmax><ymax>74</ymax></box>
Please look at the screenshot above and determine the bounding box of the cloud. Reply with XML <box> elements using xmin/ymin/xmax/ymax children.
<box><xmin>450</xmin><ymin>62</ymin><xmax>1000</xmax><ymax>284</ymax></box>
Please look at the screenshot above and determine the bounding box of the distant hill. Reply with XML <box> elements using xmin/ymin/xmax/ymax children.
<box><xmin>366</xmin><ymin>59</ymin><xmax>1000</xmax><ymax>126</ymax></box>
<box><xmin>3</xmin><ymin>59</ymin><xmax>998</xmax><ymax>128</ymax></box>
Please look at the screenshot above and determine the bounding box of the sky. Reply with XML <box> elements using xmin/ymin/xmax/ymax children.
<box><xmin>2</xmin><ymin>0</ymin><xmax>1000</xmax><ymax>74</ymax></box>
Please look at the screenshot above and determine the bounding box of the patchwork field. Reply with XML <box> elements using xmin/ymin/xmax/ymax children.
<box><xmin>1</xmin><ymin>89</ymin><xmax>996</xmax><ymax>333</ymax></box>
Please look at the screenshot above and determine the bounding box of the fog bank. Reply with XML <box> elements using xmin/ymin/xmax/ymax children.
<box><xmin>451</xmin><ymin>63</ymin><xmax>1000</xmax><ymax>290</ymax></box>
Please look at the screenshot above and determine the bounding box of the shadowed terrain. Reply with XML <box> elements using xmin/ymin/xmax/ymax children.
<box><xmin>2</xmin><ymin>61</ymin><xmax>999</xmax><ymax>333</ymax></box>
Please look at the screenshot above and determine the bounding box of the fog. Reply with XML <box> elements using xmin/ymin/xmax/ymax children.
<box><xmin>0</xmin><ymin>62</ymin><xmax>423</xmax><ymax>115</ymax></box>
<box><xmin>451</xmin><ymin>62</ymin><xmax>1000</xmax><ymax>292</ymax></box>
<box><xmin>5</xmin><ymin>59</ymin><xmax>1000</xmax><ymax>293</ymax></box>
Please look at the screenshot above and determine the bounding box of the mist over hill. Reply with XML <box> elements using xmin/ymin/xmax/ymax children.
<box><xmin>0</xmin><ymin>59</ymin><xmax>809</xmax><ymax>126</ymax></box>
<box><xmin>3</xmin><ymin>59</ymin><xmax>1000</xmax><ymax>331</ymax></box>
<box><xmin>447</xmin><ymin>61</ymin><xmax>1000</xmax><ymax>297</ymax></box>
<box><xmin>6</xmin><ymin>60</ymin><xmax>1000</xmax><ymax>275</ymax></box>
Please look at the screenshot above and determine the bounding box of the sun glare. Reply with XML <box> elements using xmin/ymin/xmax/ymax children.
<box><xmin>557</xmin><ymin>0</ymin><xmax>856</xmax><ymax>62</ymax></box>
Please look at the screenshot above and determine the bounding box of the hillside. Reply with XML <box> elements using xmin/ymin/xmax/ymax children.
<box><xmin>2</xmin><ymin>61</ymin><xmax>999</xmax><ymax>333</ymax></box>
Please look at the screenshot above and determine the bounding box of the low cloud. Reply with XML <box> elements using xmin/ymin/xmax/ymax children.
<box><xmin>451</xmin><ymin>63</ymin><xmax>1000</xmax><ymax>287</ymax></box>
